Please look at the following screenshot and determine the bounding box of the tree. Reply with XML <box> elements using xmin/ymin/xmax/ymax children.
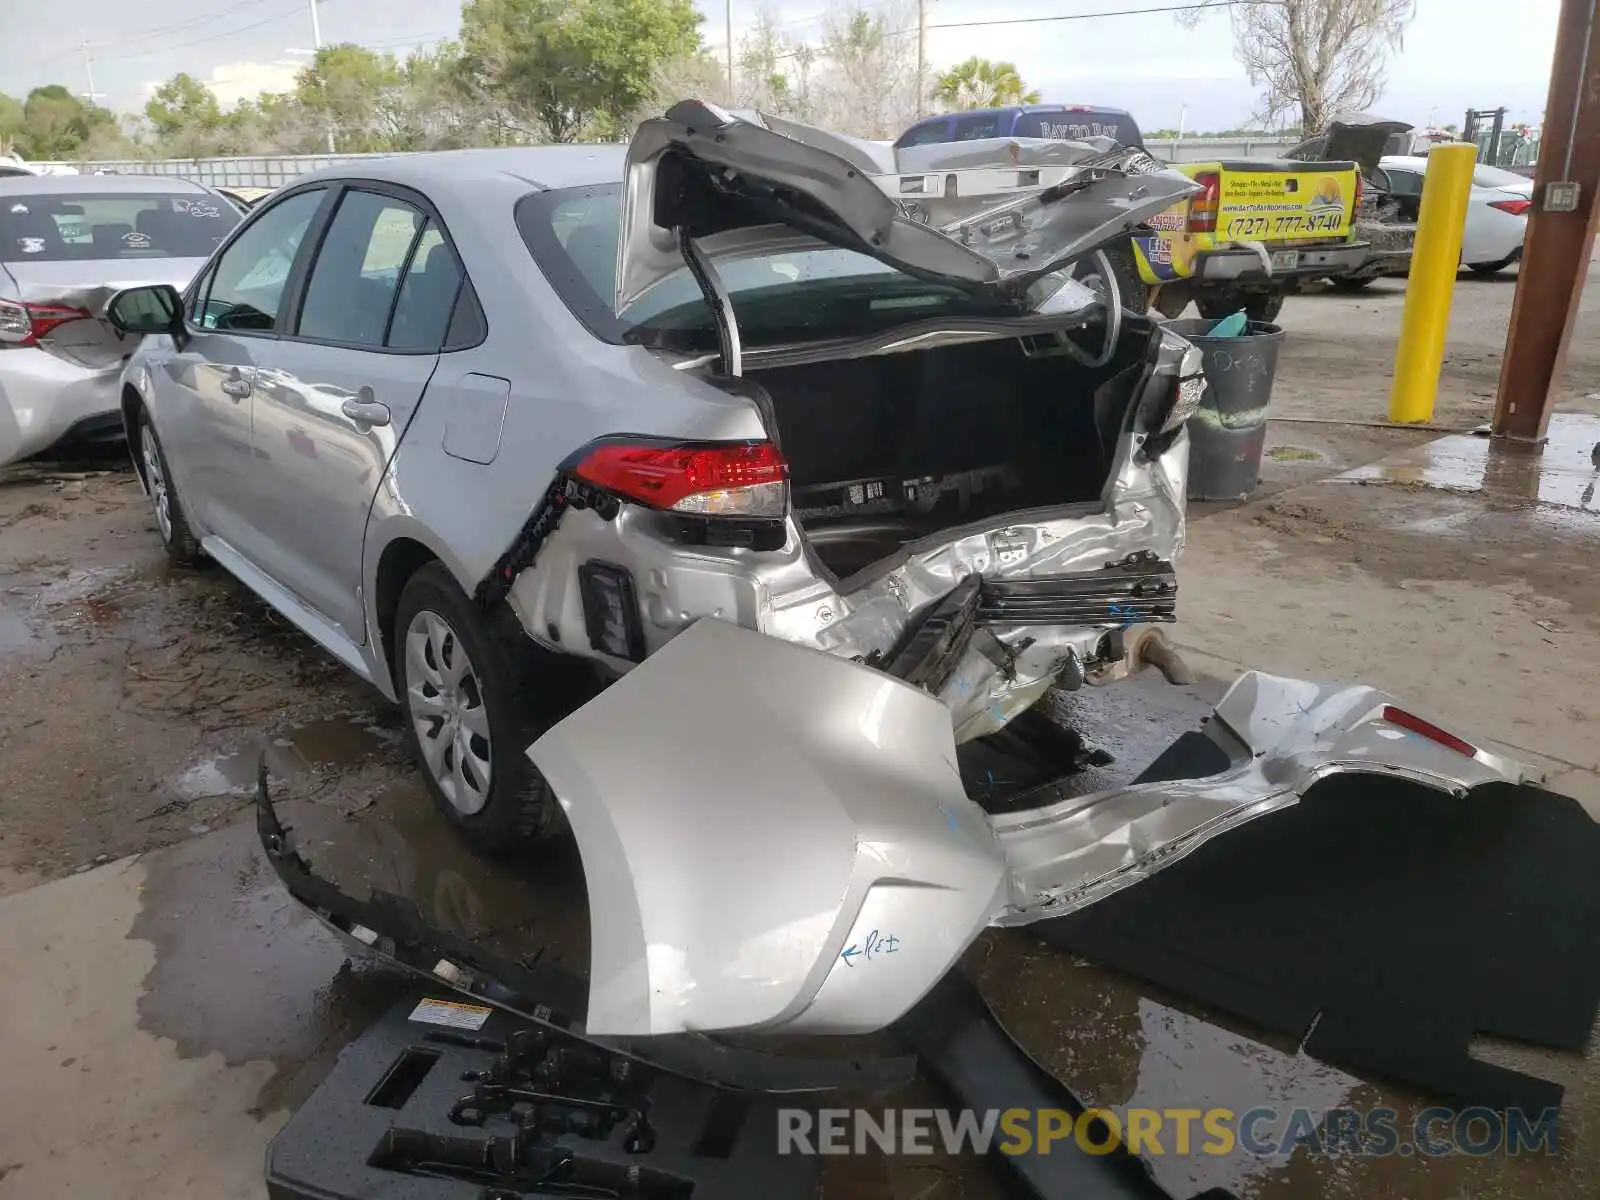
<box><xmin>1184</xmin><ymin>0</ymin><xmax>1416</xmax><ymax>135</ymax></box>
<box><xmin>145</xmin><ymin>74</ymin><xmax>223</xmax><ymax>139</ymax></box>
<box><xmin>293</xmin><ymin>44</ymin><xmax>412</xmax><ymax>151</ymax></box>
<box><xmin>458</xmin><ymin>0</ymin><xmax>703</xmax><ymax>142</ymax></box>
<box><xmin>932</xmin><ymin>57</ymin><xmax>1040</xmax><ymax>111</ymax></box>
<box><xmin>0</xmin><ymin>92</ymin><xmax>24</xmax><ymax>157</ymax></box>
<box><xmin>15</xmin><ymin>85</ymin><xmax>119</xmax><ymax>159</ymax></box>
<box><xmin>812</xmin><ymin>2</ymin><xmax>919</xmax><ymax>138</ymax></box>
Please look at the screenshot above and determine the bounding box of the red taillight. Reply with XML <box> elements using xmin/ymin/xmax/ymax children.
<box><xmin>1187</xmin><ymin>171</ymin><xmax>1220</xmax><ymax>234</ymax></box>
<box><xmin>1380</xmin><ymin>705</ymin><xmax>1478</xmax><ymax>758</ymax></box>
<box><xmin>0</xmin><ymin>299</ymin><xmax>91</xmax><ymax>347</ymax></box>
<box><xmin>1489</xmin><ymin>198</ymin><xmax>1533</xmax><ymax>217</ymax></box>
<box><xmin>573</xmin><ymin>440</ymin><xmax>789</xmax><ymax>518</ymax></box>
<box><xmin>1354</xmin><ymin>171</ymin><xmax>1366</xmax><ymax>212</ymax></box>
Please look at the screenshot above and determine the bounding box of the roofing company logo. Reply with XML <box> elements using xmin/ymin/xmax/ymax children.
<box><xmin>1308</xmin><ymin>175</ymin><xmax>1345</xmax><ymax>211</ymax></box>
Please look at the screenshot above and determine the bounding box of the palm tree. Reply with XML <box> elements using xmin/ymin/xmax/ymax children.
<box><xmin>932</xmin><ymin>58</ymin><xmax>1041</xmax><ymax>111</ymax></box>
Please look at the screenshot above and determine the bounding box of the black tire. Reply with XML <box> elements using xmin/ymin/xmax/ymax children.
<box><xmin>1071</xmin><ymin>241</ymin><xmax>1151</xmax><ymax>314</ymax></box>
<box><xmin>1468</xmin><ymin>257</ymin><xmax>1515</xmax><ymax>277</ymax></box>
<box><xmin>392</xmin><ymin>562</ymin><xmax>568</xmax><ymax>856</ymax></box>
<box><xmin>1197</xmin><ymin>289</ymin><xmax>1285</xmax><ymax>323</ymax></box>
<box><xmin>1328</xmin><ymin>276</ymin><xmax>1375</xmax><ymax>292</ymax></box>
<box><xmin>137</xmin><ymin>410</ymin><xmax>201</xmax><ymax>566</ymax></box>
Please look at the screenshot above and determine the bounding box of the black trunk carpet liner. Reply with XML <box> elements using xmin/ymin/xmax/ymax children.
<box><xmin>1033</xmin><ymin>767</ymin><xmax>1600</xmax><ymax>1114</ymax></box>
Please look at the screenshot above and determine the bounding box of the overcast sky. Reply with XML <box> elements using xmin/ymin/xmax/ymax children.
<box><xmin>1</xmin><ymin>0</ymin><xmax>1563</xmax><ymax>133</ymax></box>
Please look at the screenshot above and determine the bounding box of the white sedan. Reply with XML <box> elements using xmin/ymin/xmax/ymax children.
<box><xmin>1378</xmin><ymin>155</ymin><xmax>1532</xmax><ymax>276</ymax></box>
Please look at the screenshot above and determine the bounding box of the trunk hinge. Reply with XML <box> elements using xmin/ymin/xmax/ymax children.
<box><xmin>676</xmin><ymin>227</ymin><xmax>742</xmax><ymax>377</ymax></box>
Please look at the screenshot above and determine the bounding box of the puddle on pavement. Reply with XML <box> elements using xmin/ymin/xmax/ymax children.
<box><xmin>283</xmin><ymin>779</ymin><xmax>591</xmax><ymax>973</ymax></box>
<box><xmin>0</xmin><ymin>603</ymin><xmax>51</xmax><ymax>658</ymax></box>
<box><xmin>166</xmin><ymin>715</ymin><xmax>401</xmax><ymax>801</ymax></box>
<box><xmin>132</xmin><ymin>820</ymin><xmax>406</xmax><ymax>1117</ymax></box>
<box><xmin>1337</xmin><ymin>411</ymin><xmax>1600</xmax><ymax>513</ymax></box>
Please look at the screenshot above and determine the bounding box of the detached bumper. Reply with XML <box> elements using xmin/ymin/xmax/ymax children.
<box><xmin>1198</xmin><ymin>241</ymin><xmax>1369</xmax><ymax>283</ymax></box>
<box><xmin>527</xmin><ymin>619</ymin><xmax>1540</xmax><ymax>1040</ymax></box>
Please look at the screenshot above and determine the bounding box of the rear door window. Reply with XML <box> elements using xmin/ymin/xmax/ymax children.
<box><xmin>297</xmin><ymin>190</ymin><xmax>424</xmax><ymax>349</ymax></box>
<box><xmin>1</xmin><ymin>192</ymin><xmax>240</xmax><ymax>262</ymax></box>
<box><xmin>1013</xmin><ymin>111</ymin><xmax>1142</xmax><ymax>146</ymax></box>
<box><xmin>387</xmin><ymin>224</ymin><xmax>467</xmax><ymax>351</ymax></box>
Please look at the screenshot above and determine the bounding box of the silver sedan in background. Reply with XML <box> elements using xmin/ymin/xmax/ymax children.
<box><xmin>0</xmin><ymin>174</ymin><xmax>239</xmax><ymax>466</ymax></box>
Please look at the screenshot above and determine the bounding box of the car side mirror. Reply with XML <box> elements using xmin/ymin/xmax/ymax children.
<box><xmin>105</xmin><ymin>284</ymin><xmax>186</xmax><ymax>347</ymax></box>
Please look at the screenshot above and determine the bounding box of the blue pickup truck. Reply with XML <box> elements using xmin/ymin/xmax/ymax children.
<box><xmin>895</xmin><ymin>104</ymin><xmax>1144</xmax><ymax>150</ymax></box>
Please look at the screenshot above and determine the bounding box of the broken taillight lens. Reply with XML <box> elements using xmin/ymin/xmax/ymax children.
<box><xmin>573</xmin><ymin>439</ymin><xmax>790</xmax><ymax>518</ymax></box>
<box><xmin>1380</xmin><ymin>705</ymin><xmax>1478</xmax><ymax>758</ymax></box>
<box><xmin>0</xmin><ymin>298</ymin><xmax>91</xmax><ymax>347</ymax></box>
<box><xmin>1187</xmin><ymin>171</ymin><xmax>1220</xmax><ymax>234</ymax></box>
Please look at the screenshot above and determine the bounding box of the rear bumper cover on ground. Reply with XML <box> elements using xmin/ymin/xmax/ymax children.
<box><xmin>256</xmin><ymin>621</ymin><xmax>1538</xmax><ymax>1057</ymax></box>
<box><xmin>527</xmin><ymin>619</ymin><xmax>1539</xmax><ymax>1039</ymax></box>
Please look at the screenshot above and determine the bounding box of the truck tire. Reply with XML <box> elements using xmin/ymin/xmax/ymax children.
<box><xmin>1071</xmin><ymin>241</ymin><xmax>1151</xmax><ymax>314</ymax></box>
<box><xmin>1196</xmin><ymin>289</ymin><xmax>1285</xmax><ymax>324</ymax></box>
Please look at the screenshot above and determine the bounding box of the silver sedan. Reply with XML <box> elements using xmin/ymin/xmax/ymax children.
<box><xmin>106</xmin><ymin>103</ymin><xmax>1531</xmax><ymax>1040</ymax></box>
<box><xmin>1</xmin><ymin>174</ymin><xmax>238</xmax><ymax>466</ymax></box>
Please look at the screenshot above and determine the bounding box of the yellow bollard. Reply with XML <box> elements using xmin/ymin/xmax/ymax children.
<box><xmin>1389</xmin><ymin>143</ymin><xmax>1479</xmax><ymax>423</ymax></box>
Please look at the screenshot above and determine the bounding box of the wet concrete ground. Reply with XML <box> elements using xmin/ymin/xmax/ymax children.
<box><xmin>2</xmin><ymin>271</ymin><xmax>1599</xmax><ymax>1198</ymax></box>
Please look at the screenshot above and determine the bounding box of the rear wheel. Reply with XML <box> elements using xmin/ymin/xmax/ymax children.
<box><xmin>138</xmin><ymin>412</ymin><xmax>200</xmax><ymax>566</ymax></box>
<box><xmin>394</xmin><ymin>563</ymin><xmax>567</xmax><ymax>856</ymax></box>
<box><xmin>1070</xmin><ymin>241</ymin><xmax>1151</xmax><ymax>314</ymax></box>
<box><xmin>1468</xmin><ymin>256</ymin><xmax>1517</xmax><ymax>277</ymax></box>
<box><xmin>1196</xmin><ymin>288</ymin><xmax>1285</xmax><ymax>324</ymax></box>
<box><xmin>1328</xmin><ymin>276</ymin><xmax>1375</xmax><ymax>292</ymax></box>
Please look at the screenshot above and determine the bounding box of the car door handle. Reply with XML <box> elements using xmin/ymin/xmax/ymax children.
<box><xmin>341</xmin><ymin>397</ymin><xmax>391</xmax><ymax>426</ymax></box>
<box><xmin>221</xmin><ymin>377</ymin><xmax>252</xmax><ymax>399</ymax></box>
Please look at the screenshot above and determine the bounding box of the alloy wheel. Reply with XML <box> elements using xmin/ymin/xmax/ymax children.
<box><xmin>404</xmin><ymin>609</ymin><xmax>494</xmax><ymax>814</ymax></box>
<box><xmin>141</xmin><ymin>424</ymin><xmax>173</xmax><ymax>544</ymax></box>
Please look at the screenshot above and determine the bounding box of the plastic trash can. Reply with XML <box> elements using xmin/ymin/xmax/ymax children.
<box><xmin>1165</xmin><ymin>317</ymin><xmax>1286</xmax><ymax>501</ymax></box>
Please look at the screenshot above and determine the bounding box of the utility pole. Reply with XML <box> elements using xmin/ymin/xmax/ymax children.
<box><xmin>307</xmin><ymin>0</ymin><xmax>336</xmax><ymax>155</ymax></box>
<box><xmin>79</xmin><ymin>38</ymin><xmax>104</xmax><ymax>106</ymax></box>
<box><xmin>1492</xmin><ymin>0</ymin><xmax>1600</xmax><ymax>442</ymax></box>
<box><xmin>916</xmin><ymin>0</ymin><xmax>927</xmax><ymax>118</ymax></box>
<box><xmin>726</xmin><ymin>0</ymin><xmax>734</xmax><ymax>103</ymax></box>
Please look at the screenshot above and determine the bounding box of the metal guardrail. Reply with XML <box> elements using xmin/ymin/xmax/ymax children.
<box><xmin>36</xmin><ymin>137</ymin><xmax>1300</xmax><ymax>189</ymax></box>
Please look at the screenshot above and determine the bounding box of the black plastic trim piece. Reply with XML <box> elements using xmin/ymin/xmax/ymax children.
<box><xmin>882</xmin><ymin>574</ymin><xmax>983</xmax><ymax>693</ymax></box>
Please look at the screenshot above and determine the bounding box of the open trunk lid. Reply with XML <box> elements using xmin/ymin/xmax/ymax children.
<box><xmin>1289</xmin><ymin>112</ymin><xmax>1416</xmax><ymax>176</ymax></box>
<box><xmin>616</xmin><ymin>100</ymin><xmax>1199</xmax><ymax>317</ymax></box>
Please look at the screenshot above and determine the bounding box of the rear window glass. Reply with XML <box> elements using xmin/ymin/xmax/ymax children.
<box><xmin>953</xmin><ymin>114</ymin><xmax>1004</xmax><ymax>140</ymax></box>
<box><xmin>516</xmin><ymin>184</ymin><xmax>997</xmax><ymax>352</ymax></box>
<box><xmin>0</xmin><ymin>192</ymin><xmax>239</xmax><ymax>262</ymax></box>
<box><xmin>1013</xmin><ymin>111</ymin><xmax>1141</xmax><ymax>146</ymax></box>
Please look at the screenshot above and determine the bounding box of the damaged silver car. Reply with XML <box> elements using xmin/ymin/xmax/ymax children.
<box><xmin>109</xmin><ymin>102</ymin><xmax>1537</xmax><ymax>1043</ymax></box>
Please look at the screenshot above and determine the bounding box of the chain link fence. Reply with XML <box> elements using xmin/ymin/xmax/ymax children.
<box><xmin>34</xmin><ymin>137</ymin><xmax>1301</xmax><ymax>191</ymax></box>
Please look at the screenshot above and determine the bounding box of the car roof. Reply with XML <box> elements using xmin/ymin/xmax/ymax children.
<box><xmin>287</xmin><ymin>145</ymin><xmax>630</xmax><ymax>196</ymax></box>
<box><xmin>1379</xmin><ymin>155</ymin><xmax>1432</xmax><ymax>170</ymax></box>
<box><xmin>908</xmin><ymin>103</ymin><xmax>1134</xmax><ymax>124</ymax></box>
<box><xmin>0</xmin><ymin>173</ymin><xmax>213</xmax><ymax>196</ymax></box>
